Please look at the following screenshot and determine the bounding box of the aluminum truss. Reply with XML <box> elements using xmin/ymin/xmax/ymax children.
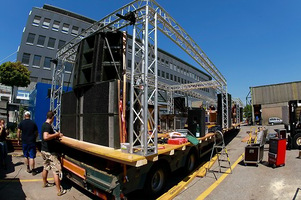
<box><xmin>233</xmin><ymin>98</ymin><xmax>244</xmax><ymax>124</ymax></box>
<box><xmin>51</xmin><ymin>0</ymin><xmax>228</xmax><ymax>156</ymax></box>
<box><xmin>50</xmin><ymin>59</ymin><xmax>65</xmax><ymax>131</ymax></box>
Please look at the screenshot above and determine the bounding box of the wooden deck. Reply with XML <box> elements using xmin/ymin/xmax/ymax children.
<box><xmin>60</xmin><ymin>133</ymin><xmax>215</xmax><ymax>167</ymax></box>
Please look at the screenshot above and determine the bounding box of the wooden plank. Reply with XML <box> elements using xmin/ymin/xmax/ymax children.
<box><xmin>60</xmin><ymin>137</ymin><xmax>148</xmax><ymax>167</ymax></box>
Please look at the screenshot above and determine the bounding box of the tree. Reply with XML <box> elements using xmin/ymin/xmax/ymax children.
<box><xmin>243</xmin><ymin>104</ymin><xmax>252</xmax><ymax>124</ymax></box>
<box><xmin>0</xmin><ymin>61</ymin><xmax>31</xmax><ymax>101</ymax></box>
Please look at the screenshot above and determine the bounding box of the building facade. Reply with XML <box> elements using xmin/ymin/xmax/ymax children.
<box><xmin>251</xmin><ymin>81</ymin><xmax>301</xmax><ymax>125</ymax></box>
<box><xmin>17</xmin><ymin>4</ymin><xmax>216</xmax><ymax>105</ymax></box>
<box><xmin>17</xmin><ymin>5</ymin><xmax>95</xmax><ymax>89</ymax></box>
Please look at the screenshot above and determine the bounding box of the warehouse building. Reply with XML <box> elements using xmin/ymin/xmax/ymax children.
<box><xmin>250</xmin><ymin>81</ymin><xmax>301</xmax><ymax>125</ymax></box>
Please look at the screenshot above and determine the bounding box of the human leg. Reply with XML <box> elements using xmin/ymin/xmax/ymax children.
<box><xmin>22</xmin><ymin>144</ymin><xmax>31</xmax><ymax>172</ymax></box>
<box><xmin>28</xmin><ymin>143</ymin><xmax>37</xmax><ymax>175</ymax></box>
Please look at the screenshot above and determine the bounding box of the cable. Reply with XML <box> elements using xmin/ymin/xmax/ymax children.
<box><xmin>0</xmin><ymin>51</ymin><xmax>18</xmax><ymax>64</ymax></box>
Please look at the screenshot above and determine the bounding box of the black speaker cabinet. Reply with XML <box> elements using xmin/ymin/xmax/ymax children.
<box><xmin>174</xmin><ymin>97</ymin><xmax>186</xmax><ymax>113</ymax></box>
<box><xmin>61</xmin><ymin>79</ymin><xmax>121</xmax><ymax>148</ymax></box>
<box><xmin>73</xmin><ymin>31</ymin><xmax>125</xmax><ymax>89</ymax></box>
<box><xmin>217</xmin><ymin>93</ymin><xmax>232</xmax><ymax>128</ymax></box>
<box><xmin>188</xmin><ymin>108</ymin><xmax>205</xmax><ymax>137</ymax></box>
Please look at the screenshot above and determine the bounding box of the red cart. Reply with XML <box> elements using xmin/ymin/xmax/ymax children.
<box><xmin>268</xmin><ymin>138</ymin><xmax>286</xmax><ymax>168</ymax></box>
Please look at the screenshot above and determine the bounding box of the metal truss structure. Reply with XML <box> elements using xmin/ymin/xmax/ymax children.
<box><xmin>233</xmin><ymin>98</ymin><xmax>244</xmax><ymax>124</ymax></box>
<box><xmin>51</xmin><ymin>0</ymin><xmax>228</xmax><ymax>156</ymax></box>
<box><xmin>50</xmin><ymin>59</ymin><xmax>65</xmax><ymax>131</ymax></box>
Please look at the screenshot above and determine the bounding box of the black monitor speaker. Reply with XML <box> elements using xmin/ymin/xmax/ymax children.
<box><xmin>188</xmin><ymin>108</ymin><xmax>205</xmax><ymax>137</ymax></box>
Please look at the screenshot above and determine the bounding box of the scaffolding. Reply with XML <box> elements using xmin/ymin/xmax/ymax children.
<box><xmin>51</xmin><ymin>0</ymin><xmax>228</xmax><ymax>156</ymax></box>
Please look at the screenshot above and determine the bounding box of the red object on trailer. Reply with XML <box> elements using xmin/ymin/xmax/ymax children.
<box><xmin>268</xmin><ymin>138</ymin><xmax>286</xmax><ymax>168</ymax></box>
<box><xmin>168</xmin><ymin>138</ymin><xmax>188</xmax><ymax>145</ymax></box>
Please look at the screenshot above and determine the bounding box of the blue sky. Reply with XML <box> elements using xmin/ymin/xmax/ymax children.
<box><xmin>1</xmin><ymin>0</ymin><xmax>301</xmax><ymax>105</ymax></box>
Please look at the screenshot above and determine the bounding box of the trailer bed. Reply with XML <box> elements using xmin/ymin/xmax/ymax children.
<box><xmin>60</xmin><ymin>133</ymin><xmax>215</xmax><ymax>167</ymax></box>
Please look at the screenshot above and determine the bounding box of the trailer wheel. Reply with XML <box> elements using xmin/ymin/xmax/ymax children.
<box><xmin>145</xmin><ymin>164</ymin><xmax>168</xmax><ymax>196</ymax></box>
<box><xmin>293</xmin><ymin>133</ymin><xmax>301</xmax><ymax>149</ymax></box>
<box><xmin>185</xmin><ymin>151</ymin><xmax>198</xmax><ymax>173</ymax></box>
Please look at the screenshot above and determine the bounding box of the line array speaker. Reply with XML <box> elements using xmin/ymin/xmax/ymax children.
<box><xmin>73</xmin><ymin>31</ymin><xmax>125</xmax><ymax>89</ymax></box>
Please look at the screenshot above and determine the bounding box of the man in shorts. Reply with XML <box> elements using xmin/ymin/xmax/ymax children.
<box><xmin>41</xmin><ymin>111</ymin><xmax>66</xmax><ymax>196</ymax></box>
<box><xmin>17</xmin><ymin>111</ymin><xmax>38</xmax><ymax>175</ymax></box>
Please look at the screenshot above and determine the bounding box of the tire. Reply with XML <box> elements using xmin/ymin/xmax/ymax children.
<box><xmin>292</xmin><ymin>133</ymin><xmax>301</xmax><ymax>149</ymax></box>
<box><xmin>145</xmin><ymin>164</ymin><xmax>168</xmax><ymax>196</ymax></box>
<box><xmin>185</xmin><ymin>151</ymin><xmax>198</xmax><ymax>173</ymax></box>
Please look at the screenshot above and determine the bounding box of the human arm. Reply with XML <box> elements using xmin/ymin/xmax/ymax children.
<box><xmin>17</xmin><ymin>128</ymin><xmax>21</xmax><ymax>145</ymax></box>
<box><xmin>43</xmin><ymin>131</ymin><xmax>63</xmax><ymax>141</ymax></box>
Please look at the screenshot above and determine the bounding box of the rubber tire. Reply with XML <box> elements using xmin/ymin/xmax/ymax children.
<box><xmin>292</xmin><ymin>133</ymin><xmax>301</xmax><ymax>149</ymax></box>
<box><xmin>145</xmin><ymin>164</ymin><xmax>168</xmax><ymax>196</ymax></box>
<box><xmin>184</xmin><ymin>151</ymin><xmax>197</xmax><ymax>173</ymax></box>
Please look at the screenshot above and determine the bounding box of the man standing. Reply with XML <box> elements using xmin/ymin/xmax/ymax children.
<box><xmin>0</xmin><ymin>119</ymin><xmax>8</xmax><ymax>169</ymax></box>
<box><xmin>17</xmin><ymin>111</ymin><xmax>38</xmax><ymax>175</ymax></box>
<box><xmin>41</xmin><ymin>111</ymin><xmax>66</xmax><ymax>196</ymax></box>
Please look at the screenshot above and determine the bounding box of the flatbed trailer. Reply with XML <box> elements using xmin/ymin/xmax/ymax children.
<box><xmin>58</xmin><ymin>133</ymin><xmax>216</xmax><ymax>199</ymax></box>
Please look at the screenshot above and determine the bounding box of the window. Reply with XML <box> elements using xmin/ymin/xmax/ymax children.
<box><xmin>174</xmin><ymin>75</ymin><xmax>177</xmax><ymax>82</ymax></box>
<box><xmin>22</xmin><ymin>53</ymin><xmax>30</xmax><ymax>65</ymax></box>
<box><xmin>30</xmin><ymin>77</ymin><xmax>38</xmax><ymax>82</ymax></box>
<box><xmin>161</xmin><ymin>71</ymin><xmax>165</xmax><ymax>78</ymax></box>
<box><xmin>71</xmin><ymin>26</ymin><xmax>79</xmax><ymax>36</ymax></box>
<box><xmin>58</xmin><ymin>40</ymin><xmax>66</xmax><ymax>49</ymax></box>
<box><xmin>158</xmin><ymin>70</ymin><xmax>161</xmax><ymax>77</ymax></box>
<box><xmin>178</xmin><ymin>77</ymin><xmax>180</xmax><ymax>83</ymax></box>
<box><xmin>47</xmin><ymin>37</ymin><xmax>56</xmax><ymax>49</ymax></box>
<box><xmin>62</xmin><ymin>23</ymin><xmax>70</xmax><ymax>34</ymax></box>
<box><xmin>166</xmin><ymin>72</ymin><xmax>169</xmax><ymax>79</ymax></box>
<box><xmin>65</xmin><ymin>62</ymin><xmax>73</xmax><ymax>72</ymax></box>
<box><xmin>52</xmin><ymin>20</ymin><xmax>60</xmax><ymax>31</ymax></box>
<box><xmin>43</xmin><ymin>57</ymin><xmax>52</xmax><ymax>69</ymax></box>
<box><xmin>37</xmin><ymin>35</ymin><xmax>46</xmax><ymax>46</ymax></box>
<box><xmin>128</xmin><ymin>60</ymin><xmax>132</xmax><ymax>68</ymax></box>
<box><xmin>128</xmin><ymin>45</ymin><xmax>132</xmax><ymax>54</ymax></box>
<box><xmin>26</xmin><ymin>33</ymin><xmax>35</xmax><ymax>44</ymax></box>
<box><xmin>42</xmin><ymin>18</ymin><xmax>51</xmax><ymax>29</ymax></box>
<box><xmin>41</xmin><ymin>78</ymin><xmax>52</xmax><ymax>84</ymax></box>
<box><xmin>33</xmin><ymin>55</ymin><xmax>41</xmax><ymax>67</ymax></box>
<box><xmin>32</xmin><ymin>15</ymin><xmax>41</xmax><ymax>26</ymax></box>
<box><xmin>170</xmin><ymin>74</ymin><xmax>173</xmax><ymax>81</ymax></box>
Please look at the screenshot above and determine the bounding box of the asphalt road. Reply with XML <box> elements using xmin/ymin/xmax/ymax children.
<box><xmin>174</xmin><ymin>124</ymin><xmax>301</xmax><ymax>200</ymax></box>
<box><xmin>1</xmin><ymin>124</ymin><xmax>300</xmax><ymax>200</ymax></box>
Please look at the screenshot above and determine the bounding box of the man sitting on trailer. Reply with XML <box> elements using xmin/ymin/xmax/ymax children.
<box><xmin>41</xmin><ymin>111</ymin><xmax>66</xmax><ymax>196</ymax></box>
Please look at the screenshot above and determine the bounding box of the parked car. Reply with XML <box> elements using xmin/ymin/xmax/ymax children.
<box><xmin>268</xmin><ymin>117</ymin><xmax>283</xmax><ymax>125</ymax></box>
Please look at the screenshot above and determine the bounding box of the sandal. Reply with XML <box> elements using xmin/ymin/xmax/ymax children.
<box><xmin>42</xmin><ymin>182</ymin><xmax>55</xmax><ymax>188</ymax></box>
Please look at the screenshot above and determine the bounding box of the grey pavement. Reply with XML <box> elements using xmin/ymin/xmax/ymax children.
<box><xmin>0</xmin><ymin>151</ymin><xmax>97</xmax><ymax>200</ymax></box>
<box><xmin>174</xmin><ymin>124</ymin><xmax>301</xmax><ymax>200</ymax></box>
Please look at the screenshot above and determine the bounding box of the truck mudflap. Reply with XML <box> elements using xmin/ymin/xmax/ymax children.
<box><xmin>62</xmin><ymin>155</ymin><xmax>121</xmax><ymax>199</ymax></box>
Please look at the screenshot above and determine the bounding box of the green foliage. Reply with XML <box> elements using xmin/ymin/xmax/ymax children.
<box><xmin>0</xmin><ymin>61</ymin><xmax>30</xmax><ymax>87</ymax></box>
<box><xmin>18</xmin><ymin>105</ymin><xmax>25</xmax><ymax>125</ymax></box>
<box><xmin>243</xmin><ymin>104</ymin><xmax>252</xmax><ymax>118</ymax></box>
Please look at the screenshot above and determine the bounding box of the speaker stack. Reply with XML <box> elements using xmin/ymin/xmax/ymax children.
<box><xmin>61</xmin><ymin>31</ymin><xmax>126</xmax><ymax>149</ymax></box>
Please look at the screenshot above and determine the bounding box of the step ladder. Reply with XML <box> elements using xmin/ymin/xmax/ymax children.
<box><xmin>207</xmin><ymin>130</ymin><xmax>232</xmax><ymax>178</ymax></box>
